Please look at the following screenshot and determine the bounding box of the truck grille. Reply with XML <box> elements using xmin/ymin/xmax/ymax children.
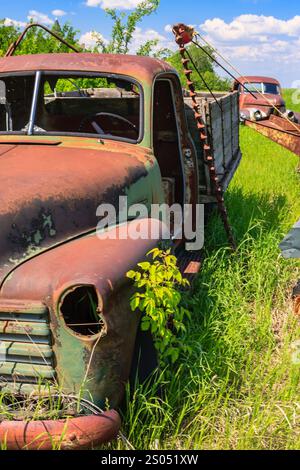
<box><xmin>0</xmin><ymin>300</ymin><xmax>55</xmax><ymax>394</ymax></box>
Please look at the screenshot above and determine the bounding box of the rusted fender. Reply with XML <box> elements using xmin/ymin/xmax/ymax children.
<box><xmin>0</xmin><ymin>410</ymin><xmax>121</xmax><ymax>450</ymax></box>
<box><xmin>0</xmin><ymin>220</ymin><xmax>168</xmax><ymax>408</ymax></box>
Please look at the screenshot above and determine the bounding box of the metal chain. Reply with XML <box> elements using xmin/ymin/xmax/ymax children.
<box><xmin>173</xmin><ymin>27</ymin><xmax>237</xmax><ymax>250</ymax></box>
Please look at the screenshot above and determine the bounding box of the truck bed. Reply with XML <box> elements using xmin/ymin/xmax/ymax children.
<box><xmin>184</xmin><ymin>91</ymin><xmax>241</xmax><ymax>203</ymax></box>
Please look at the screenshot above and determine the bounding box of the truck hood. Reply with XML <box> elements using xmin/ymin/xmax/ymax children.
<box><xmin>241</xmin><ymin>93</ymin><xmax>285</xmax><ymax>109</ymax></box>
<box><xmin>0</xmin><ymin>143</ymin><xmax>151</xmax><ymax>282</ymax></box>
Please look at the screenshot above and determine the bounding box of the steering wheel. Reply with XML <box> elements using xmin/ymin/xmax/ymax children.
<box><xmin>78</xmin><ymin>112</ymin><xmax>138</xmax><ymax>136</ymax></box>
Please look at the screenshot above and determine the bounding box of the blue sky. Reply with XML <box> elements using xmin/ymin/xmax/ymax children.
<box><xmin>2</xmin><ymin>0</ymin><xmax>300</xmax><ymax>86</ymax></box>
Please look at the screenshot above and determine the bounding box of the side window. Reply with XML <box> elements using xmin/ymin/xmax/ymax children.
<box><xmin>0</xmin><ymin>76</ymin><xmax>35</xmax><ymax>132</ymax></box>
<box><xmin>153</xmin><ymin>80</ymin><xmax>179</xmax><ymax>138</ymax></box>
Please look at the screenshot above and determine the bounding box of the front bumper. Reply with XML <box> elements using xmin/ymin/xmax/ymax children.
<box><xmin>0</xmin><ymin>410</ymin><xmax>121</xmax><ymax>450</ymax></box>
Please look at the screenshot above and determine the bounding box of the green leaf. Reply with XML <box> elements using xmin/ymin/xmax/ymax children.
<box><xmin>127</xmin><ymin>270</ymin><xmax>137</xmax><ymax>280</ymax></box>
<box><xmin>141</xmin><ymin>318</ymin><xmax>150</xmax><ymax>331</ymax></box>
<box><xmin>148</xmin><ymin>248</ymin><xmax>160</xmax><ymax>259</ymax></box>
<box><xmin>130</xmin><ymin>296</ymin><xmax>140</xmax><ymax>311</ymax></box>
<box><xmin>138</xmin><ymin>262</ymin><xmax>151</xmax><ymax>271</ymax></box>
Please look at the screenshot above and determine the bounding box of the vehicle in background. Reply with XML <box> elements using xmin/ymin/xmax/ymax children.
<box><xmin>232</xmin><ymin>75</ymin><xmax>300</xmax><ymax>160</ymax></box>
<box><xmin>233</xmin><ymin>75</ymin><xmax>299</xmax><ymax>123</ymax></box>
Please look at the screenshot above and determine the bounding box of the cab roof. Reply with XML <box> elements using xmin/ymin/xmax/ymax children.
<box><xmin>0</xmin><ymin>53</ymin><xmax>175</xmax><ymax>84</ymax></box>
<box><xmin>236</xmin><ymin>76</ymin><xmax>281</xmax><ymax>85</ymax></box>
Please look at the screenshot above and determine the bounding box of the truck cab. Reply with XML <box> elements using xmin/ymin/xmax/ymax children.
<box><xmin>0</xmin><ymin>51</ymin><xmax>241</xmax><ymax>414</ymax></box>
<box><xmin>0</xmin><ymin>52</ymin><xmax>201</xmax><ymax>403</ymax></box>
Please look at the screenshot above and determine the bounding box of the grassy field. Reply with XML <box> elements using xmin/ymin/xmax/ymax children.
<box><xmin>110</xmin><ymin>92</ymin><xmax>300</xmax><ymax>450</ymax></box>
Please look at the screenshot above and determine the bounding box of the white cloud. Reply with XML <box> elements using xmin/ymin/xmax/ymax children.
<box><xmin>219</xmin><ymin>40</ymin><xmax>300</xmax><ymax>64</ymax></box>
<box><xmin>164</xmin><ymin>24</ymin><xmax>173</xmax><ymax>33</ymax></box>
<box><xmin>79</xmin><ymin>31</ymin><xmax>108</xmax><ymax>49</ymax></box>
<box><xmin>27</xmin><ymin>10</ymin><xmax>54</xmax><ymax>25</ymax></box>
<box><xmin>52</xmin><ymin>9</ymin><xmax>67</xmax><ymax>17</ymax></box>
<box><xmin>183</xmin><ymin>14</ymin><xmax>300</xmax><ymax>86</ymax></box>
<box><xmin>85</xmin><ymin>0</ymin><xmax>144</xmax><ymax>10</ymax></box>
<box><xmin>198</xmin><ymin>16</ymin><xmax>300</xmax><ymax>65</ymax></box>
<box><xmin>129</xmin><ymin>27</ymin><xmax>175</xmax><ymax>54</ymax></box>
<box><xmin>201</xmin><ymin>14</ymin><xmax>300</xmax><ymax>42</ymax></box>
<box><xmin>80</xmin><ymin>26</ymin><xmax>175</xmax><ymax>54</ymax></box>
<box><xmin>2</xmin><ymin>18</ymin><xmax>26</xmax><ymax>28</ymax></box>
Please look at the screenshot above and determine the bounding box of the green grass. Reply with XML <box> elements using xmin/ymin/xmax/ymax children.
<box><xmin>109</xmin><ymin>111</ymin><xmax>300</xmax><ymax>450</ymax></box>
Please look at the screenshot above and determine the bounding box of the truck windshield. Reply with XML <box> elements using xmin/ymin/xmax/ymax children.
<box><xmin>243</xmin><ymin>82</ymin><xmax>280</xmax><ymax>95</ymax></box>
<box><xmin>263</xmin><ymin>83</ymin><xmax>280</xmax><ymax>95</ymax></box>
<box><xmin>0</xmin><ymin>71</ymin><xmax>142</xmax><ymax>143</ymax></box>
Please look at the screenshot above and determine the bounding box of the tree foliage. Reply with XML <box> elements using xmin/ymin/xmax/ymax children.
<box><xmin>0</xmin><ymin>1</ymin><xmax>162</xmax><ymax>57</ymax></box>
<box><xmin>92</xmin><ymin>0</ymin><xmax>171</xmax><ymax>58</ymax></box>
<box><xmin>99</xmin><ymin>0</ymin><xmax>160</xmax><ymax>54</ymax></box>
<box><xmin>168</xmin><ymin>44</ymin><xmax>231</xmax><ymax>92</ymax></box>
<box><xmin>0</xmin><ymin>21</ymin><xmax>17</xmax><ymax>56</ymax></box>
<box><xmin>0</xmin><ymin>20</ymin><xmax>79</xmax><ymax>57</ymax></box>
<box><xmin>136</xmin><ymin>39</ymin><xmax>171</xmax><ymax>60</ymax></box>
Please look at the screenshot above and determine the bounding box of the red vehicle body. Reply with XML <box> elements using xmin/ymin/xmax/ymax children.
<box><xmin>233</xmin><ymin>75</ymin><xmax>290</xmax><ymax>121</ymax></box>
<box><xmin>233</xmin><ymin>75</ymin><xmax>300</xmax><ymax>160</ymax></box>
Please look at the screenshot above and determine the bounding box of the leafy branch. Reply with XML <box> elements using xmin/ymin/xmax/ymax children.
<box><xmin>127</xmin><ymin>249</ymin><xmax>191</xmax><ymax>367</ymax></box>
<box><xmin>100</xmin><ymin>0</ymin><xmax>160</xmax><ymax>54</ymax></box>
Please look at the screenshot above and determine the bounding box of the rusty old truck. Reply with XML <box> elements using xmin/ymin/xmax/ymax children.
<box><xmin>232</xmin><ymin>75</ymin><xmax>300</xmax><ymax>159</ymax></box>
<box><xmin>233</xmin><ymin>75</ymin><xmax>287</xmax><ymax>121</ymax></box>
<box><xmin>0</xmin><ymin>25</ymin><xmax>241</xmax><ymax>449</ymax></box>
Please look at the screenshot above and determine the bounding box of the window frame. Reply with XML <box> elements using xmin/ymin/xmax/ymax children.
<box><xmin>242</xmin><ymin>81</ymin><xmax>280</xmax><ymax>95</ymax></box>
<box><xmin>0</xmin><ymin>70</ymin><xmax>145</xmax><ymax>144</ymax></box>
<box><xmin>152</xmin><ymin>74</ymin><xmax>186</xmax><ymax>209</ymax></box>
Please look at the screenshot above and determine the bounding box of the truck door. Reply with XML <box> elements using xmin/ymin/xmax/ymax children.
<box><xmin>152</xmin><ymin>78</ymin><xmax>186</xmax><ymax>208</ymax></box>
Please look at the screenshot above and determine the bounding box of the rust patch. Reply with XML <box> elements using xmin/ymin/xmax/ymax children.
<box><xmin>0</xmin><ymin>143</ymin><xmax>150</xmax><ymax>280</ymax></box>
